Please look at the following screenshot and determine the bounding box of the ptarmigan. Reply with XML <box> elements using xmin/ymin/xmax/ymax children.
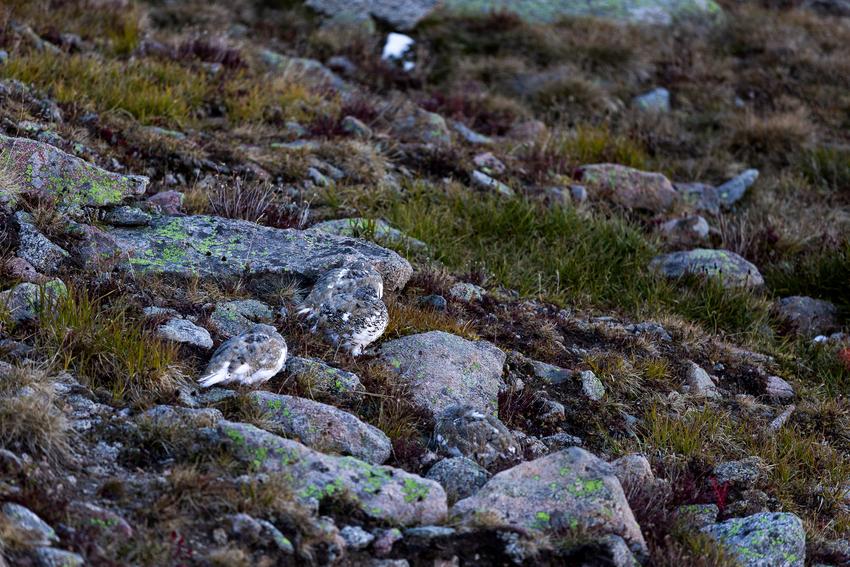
<box><xmin>198</xmin><ymin>324</ymin><xmax>287</xmax><ymax>388</ymax></box>
<box><xmin>298</xmin><ymin>260</ymin><xmax>389</xmax><ymax>356</ymax></box>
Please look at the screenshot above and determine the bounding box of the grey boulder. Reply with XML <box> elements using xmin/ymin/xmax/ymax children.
<box><xmin>701</xmin><ymin>512</ymin><xmax>805</xmax><ymax>567</ymax></box>
<box><xmin>247</xmin><ymin>391</ymin><xmax>392</xmax><ymax>464</ymax></box>
<box><xmin>452</xmin><ymin>447</ymin><xmax>648</xmax><ymax>558</ymax></box>
<box><xmin>216</xmin><ymin>420</ymin><xmax>446</xmax><ymax>526</ymax></box>
<box><xmin>378</xmin><ymin>331</ymin><xmax>506</xmax><ymax>417</ymax></box>
<box><xmin>431</xmin><ymin>405</ymin><xmax>521</xmax><ymax>468</ymax></box>
<box><xmin>651</xmin><ymin>249</ymin><xmax>764</xmax><ymax>288</ymax></box>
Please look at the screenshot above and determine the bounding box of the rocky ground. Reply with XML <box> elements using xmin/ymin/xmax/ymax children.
<box><xmin>0</xmin><ymin>0</ymin><xmax>849</xmax><ymax>566</ymax></box>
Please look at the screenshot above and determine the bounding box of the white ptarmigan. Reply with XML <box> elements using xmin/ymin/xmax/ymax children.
<box><xmin>198</xmin><ymin>323</ymin><xmax>287</xmax><ymax>388</ymax></box>
<box><xmin>297</xmin><ymin>260</ymin><xmax>389</xmax><ymax>356</ymax></box>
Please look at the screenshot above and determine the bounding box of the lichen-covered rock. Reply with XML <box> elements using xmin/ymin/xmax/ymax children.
<box><xmin>650</xmin><ymin>249</ymin><xmax>764</xmax><ymax>288</ymax></box>
<box><xmin>391</xmin><ymin>105</ymin><xmax>452</xmax><ymax>147</ymax></box>
<box><xmin>0</xmin><ymin>134</ymin><xmax>147</xmax><ymax>210</ymax></box>
<box><xmin>432</xmin><ymin>405</ymin><xmax>522</xmax><ymax>468</ymax></box>
<box><xmin>259</xmin><ymin>51</ymin><xmax>346</xmax><ymax>90</ymax></box>
<box><xmin>226</xmin><ymin>513</ymin><xmax>294</xmax><ymax>553</ymax></box>
<box><xmin>247</xmin><ymin>391</ymin><xmax>392</xmax><ymax>464</ymax></box>
<box><xmin>157</xmin><ymin>317</ymin><xmax>214</xmax><ymax>349</ymax></box>
<box><xmin>3</xmin><ymin>257</ymin><xmax>48</xmax><ymax>284</ymax></box>
<box><xmin>578</xmin><ymin>163</ymin><xmax>678</xmax><ymax>212</ymax></box>
<box><xmin>774</xmin><ymin>296</ymin><xmax>840</xmax><ymax>338</ymax></box>
<box><xmin>659</xmin><ymin>215</ymin><xmax>710</xmax><ymax>247</ymax></box>
<box><xmin>102</xmin><ymin>205</ymin><xmax>152</xmax><ymax>227</ymax></box>
<box><xmin>580</xmin><ymin>370</ymin><xmax>606</xmax><ymax>401</ymax></box>
<box><xmin>713</xmin><ymin>456</ymin><xmax>764</xmax><ymax>489</ymax></box>
<box><xmin>701</xmin><ymin>512</ymin><xmax>805</xmax><ymax>567</ymax></box>
<box><xmin>448</xmin><ymin>282</ymin><xmax>486</xmax><ymax>302</ymax></box>
<box><xmin>285</xmin><ymin>356</ymin><xmax>365</xmax><ymax>403</ymax></box>
<box><xmin>470</xmin><ymin>170</ymin><xmax>515</xmax><ymax>197</ymax></box>
<box><xmin>208</xmin><ymin>299</ymin><xmax>275</xmax><ymax>339</ymax></box>
<box><xmin>308</xmin><ymin>218</ymin><xmax>428</xmax><ymax>254</ymax></box>
<box><xmin>378</xmin><ymin>331</ymin><xmax>506</xmax><ymax>417</ymax></box>
<box><xmin>33</xmin><ymin>547</ymin><xmax>85</xmax><ymax>567</ymax></box>
<box><xmin>71</xmin><ymin>222</ymin><xmax>122</xmax><ymax>272</ymax></box>
<box><xmin>1</xmin><ymin>502</ymin><xmax>58</xmax><ymax>546</ymax></box>
<box><xmin>305</xmin><ymin>0</ymin><xmax>439</xmax><ymax>31</ymax></box>
<box><xmin>443</xmin><ymin>0</ymin><xmax>721</xmax><ymax>25</ymax></box>
<box><xmin>765</xmin><ymin>375</ymin><xmax>794</xmax><ymax>400</ymax></box>
<box><xmin>532</xmin><ymin>359</ymin><xmax>572</xmax><ymax>384</ymax></box>
<box><xmin>452</xmin><ymin>447</ymin><xmax>648</xmax><ymax>558</ymax></box>
<box><xmin>685</xmin><ymin>361</ymin><xmax>720</xmax><ymax>399</ymax></box>
<box><xmin>13</xmin><ymin>211</ymin><xmax>69</xmax><ymax>274</ymax></box>
<box><xmin>67</xmin><ymin>501</ymin><xmax>134</xmax><ymax>539</ymax></box>
<box><xmin>216</xmin><ymin>420</ymin><xmax>447</xmax><ymax>526</ymax></box>
<box><xmin>425</xmin><ymin>457</ymin><xmax>490</xmax><ymax>504</ymax></box>
<box><xmin>0</xmin><ymin>279</ymin><xmax>67</xmax><ymax>323</ymax></box>
<box><xmin>107</xmin><ymin>215</ymin><xmax>413</xmax><ymax>291</ymax></box>
<box><xmin>715</xmin><ymin>169</ymin><xmax>759</xmax><ymax>207</ymax></box>
<box><xmin>676</xmin><ymin>169</ymin><xmax>759</xmax><ymax>214</ymax></box>
<box><xmin>611</xmin><ymin>454</ymin><xmax>653</xmax><ymax>486</ymax></box>
<box><xmin>675</xmin><ymin>503</ymin><xmax>719</xmax><ymax>531</ymax></box>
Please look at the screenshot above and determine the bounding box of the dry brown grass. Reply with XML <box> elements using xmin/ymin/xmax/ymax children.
<box><xmin>0</xmin><ymin>365</ymin><xmax>71</xmax><ymax>463</ymax></box>
<box><xmin>384</xmin><ymin>294</ymin><xmax>478</xmax><ymax>341</ymax></box>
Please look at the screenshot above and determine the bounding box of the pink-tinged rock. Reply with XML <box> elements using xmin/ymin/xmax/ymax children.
<box><xmin>765</xmin><ymin>376</ymin><xmax>794</xmax><ymax>400</ymax></box>
<box><xmin>4</xmin><ymin>257</ymin><xmax>48</xmax><ymax>284</ymax></box>
<box><xmin>578</xmin><ymin>163</ymin><xmax>678</xmax><ymax>212</ymax></box>
<box><xmin>146</xmin><ymin>190</ymin><xmax>185</xmax><ymax>215</ymax></box>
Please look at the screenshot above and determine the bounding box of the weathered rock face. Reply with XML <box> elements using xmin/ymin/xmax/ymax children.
<box><xmin>431</xmin><ymin>405</ymin><xmax>522</xmax><ymax>468</ymax></box>
<box><xmin>578</xmin><ymin>163</ymin><xmax>678</xmax><ymax>213</ymax></box>
<box><xmin>216</xmin><ymin>420</ymin><xmax>447</xmax><ymax>526</ymax></box>
<box><xmin>0</xmin><ymin>279</ymin><xmax>67</xmax><ymax>324</ymax></box>
<box><xmin>156</xmin><ymin>317</ymin><xmax>213</xmax><ymax>349</ymax></box>
<box><xmin>774</xmin><ymin>296</ymin><xmax>840</xmax><ymax>338</ymax></box>
<box><xmin>650</xmin><ymin>248</ymin><xmax>764</xmax><ymax>288</ymax></box>
<box><xmin>442</xmin><ymin>0</ymin><xmax>721</xmax><ymax>25</ymax></box>
<box><xmin>246</xmin><ymin>391</ymin><xmax>392</xmax><ymax>464</ymax></box>
<box><xmin>701</xmin><ymin>512</ymin><xmax>805</xmax><ymax>567</ymax></box>
<box><xmin>285</xmin><ymin>356</ymin><xmax>365</xmax><ymax>403</ymax></box>
<box><xmin>107</xmin><ymin>215</ymin><xmax>413</xmax><ymax>291</ymax></box>
<box><xmin>659</xmin><ymin>215</ymin><xmax>710</xmax><ymax>247</ymax></box>
<box><xmin>452</xmin><ymin>447</ymin><xmax>648</xmax><ymax>558</ymax></box>
<box><xmin>425</xmin><ymin>457</ymin><xmax>490</xmax><ymax>504</ymax></box>
<box><xmin>208</xmin><ymin>299</ymin><xmax>275</xmax><ymax>339</ymax></box>
<box><xmin>391</xmin><ymin>104</ymin><xmax>452</xmax><ymax>147</ymax></box>
<box><xmin>304</xmin><ymin>0</ymin><xmax>439</xmax><ymax>30</ymax></box>
<box><xmin>675</xmin><ymin>169</ymin><xmax>759</xmax><ymax>214</ymax></box>
<box><xmin>13</xmin><ymin>212</ymin><xmax>69</xmax><ymax>274</ymax></box>
<box><xmin>0</xmin><ymin>134</ymin><xmax>148</xmax><ymax>210</ymax></box>
<box><xmin>378</xmin><ymin>331</ymin><xmax>506</xmax><ymax>417</ymax></box>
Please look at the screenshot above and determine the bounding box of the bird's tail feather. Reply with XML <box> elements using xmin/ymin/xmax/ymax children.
<box><xmin>198</xmin><ymin>368</ymin><xmax>228</xmax><ymax>388</ymax></box>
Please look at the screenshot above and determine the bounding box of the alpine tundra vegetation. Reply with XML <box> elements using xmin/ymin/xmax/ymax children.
<box><xmin>0</xmin><ymin>0</ymin><xmax>849</xmax><ymax>565</ymax></box>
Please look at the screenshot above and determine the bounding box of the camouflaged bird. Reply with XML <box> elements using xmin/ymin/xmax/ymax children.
<box><xmin>198</xmin><ymin>323</ymin><xmax>288</xmax><ymax>387</ymax></box>
<box><xmin>297</xmin><ymin>260</ymin><xmax>389</xmax><ymax>356</ymax></box>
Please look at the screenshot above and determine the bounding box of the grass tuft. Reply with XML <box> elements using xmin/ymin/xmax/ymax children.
<box><xmin>36</xmin><ymin>287</ymin><xmax>181</xmax><ymax>404</ymax></box>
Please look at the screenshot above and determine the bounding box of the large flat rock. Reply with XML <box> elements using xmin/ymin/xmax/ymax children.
<box><xmin>107</xmin><ymin>215</ymin><xmax>413</xmax><ymax>291</ymax></box>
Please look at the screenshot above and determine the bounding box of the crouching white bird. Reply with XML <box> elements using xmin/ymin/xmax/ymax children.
<box><xmin>198</xmin><ymin>324</ymin><xmax>287</xmax><ymax>388</ymax></box>
<box><xmin>297</xmin><ymin>260</ymin><xmax>389</xmax><ymax>356</ymax></box>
